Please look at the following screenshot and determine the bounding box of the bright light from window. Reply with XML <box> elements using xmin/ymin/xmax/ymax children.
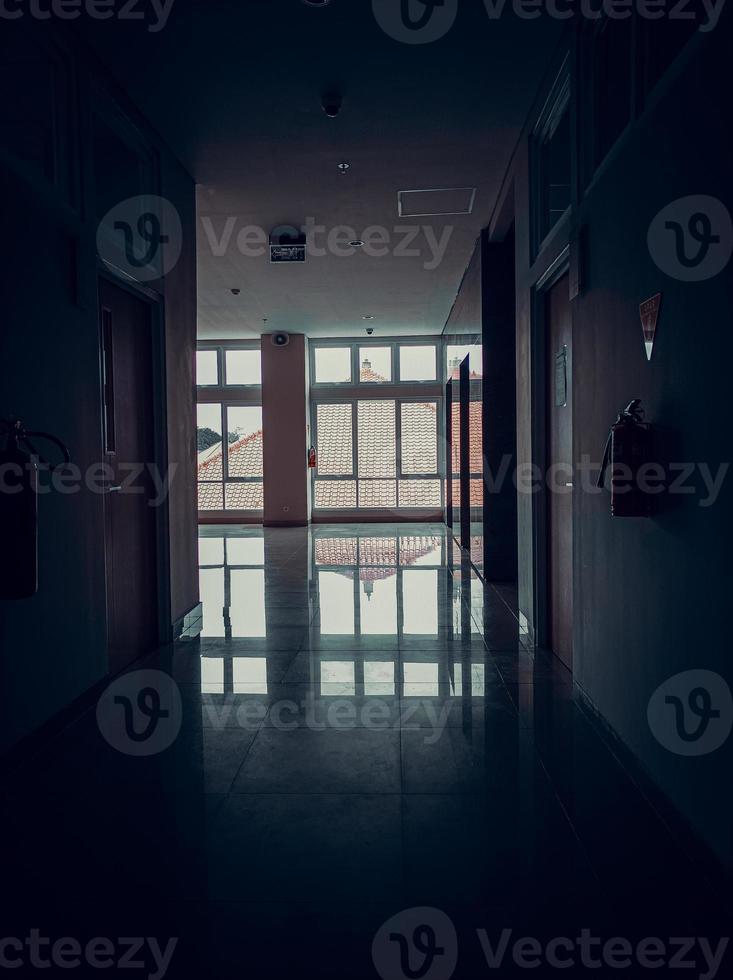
<box><xmin>226</xmin><ymin>349</ymin><xmax>261</xmax><ymax>385</ymax></box>
<box><xmin>359</xmin><ymin>347</ymin><xmax>391</xmax><ymax>382</ymax></box>
<box><xmin>197</xmin><ymin>350</ymin><xmax>219</xmax><ymax>386</ymax></box>
<box><xmin>400</xmin><ymin>345</ymin><xmax>436</xmax><ymax>381</ymax></box>
<box><xmin>446</xmin><ymin>344</ymin><xmax>482</xmax><ymax>379</ymax></box>
<box><xmin>315</xmin><ymin>347</ymin><xmax>352</xmax><ymax>384</ymax></box>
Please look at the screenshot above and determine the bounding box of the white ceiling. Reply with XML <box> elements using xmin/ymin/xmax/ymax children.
<box><xmin>81</xmin><ymin>1</ymin><xmax>563</xmax><ymax>339</ymax></box>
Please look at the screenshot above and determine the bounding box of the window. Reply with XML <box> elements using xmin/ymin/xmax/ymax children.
<box><xmin>359</xmin><ymin>347</ymin><xmax>391</xmax><ymax>382</ymax></box>
<box><xmin>532</xmin><ymin>66</ymin><xmax>571</xmax><ymax>249</ymax></box>
<box><xmin>446</xmin><ymin>344</ymin><xmax>482</xmax><ymax>380</ymax></box>
<box><xmin>197</xmin><ymin>343</ymin><xmax>262</xmax><ymax>514</ymax></box>
<box><xmin>197</xmin><ymin>350</ymin><xmax>219</xmax><ymax>386</ymax></box>
<box><xmin>311</xmin><ymin>340</ymin><xmax>442</xmax><ymax>512</ymax></box>
<box><xmin>313</xmin><ymin>398</ymin><xmax>441</xmax><ymax>511</ymax></box>
<box><xmin>315</xmin><ymin>347</ymin><xmax>351</xmax><ymax>384</ymax></box>
<box><xmin>226</xmin><ymin>349</ymin><xmax>261</xmax><ymax>385</ymax></box>
<box><xmin>399</xmin><ymin>345</ymin><xmax>437</xmax><ymax>381</ymax></box>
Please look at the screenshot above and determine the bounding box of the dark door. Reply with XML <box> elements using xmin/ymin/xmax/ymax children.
<box><xmin>99</xmin><ymin>278</ymin><xmax>159</xmax><ymax>674</ymax></box>
<box><xmin>546</xmin><ymin>274</ymin><xmax>573</xmax><ymax>670</ymax></box>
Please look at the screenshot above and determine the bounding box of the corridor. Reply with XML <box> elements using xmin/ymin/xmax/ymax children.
<box><xmin>3</xmin><ymin>525</ymin><xmax>725</xmax><ymax>979</ymax></box>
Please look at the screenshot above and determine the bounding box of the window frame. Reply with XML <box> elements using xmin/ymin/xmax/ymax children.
<box><xmin>309</xmin><ymin>338</ymin><xmax>441</xmax><ymax>389</ymax></box>
<box><xmin>310</xmin><ymin>394</ymin><xmax>444</xmax><ymax>513</ymax></box>
<box><xmin>529</xmin><ymin>56</ymin><xmax>572</xmax><ymax>258</ymax></box>
<box><xmin>197</xmin><ymin>341</ymin><xmax>263</xmax><ymax>518</ymax></box>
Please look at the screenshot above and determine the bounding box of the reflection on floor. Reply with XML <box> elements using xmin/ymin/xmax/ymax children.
<box><xmin>3</xmin><ymin>524</ymin><xmax>726</xmax><ymax>979</ymax></box>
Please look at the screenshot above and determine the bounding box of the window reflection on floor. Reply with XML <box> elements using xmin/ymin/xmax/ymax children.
<box><xmin>315</xmin><ymin>534</ymin><xmax>443</xmax><ymax>638</ymax></box>
<box><xmin>196</xmin><ymin>527</ymin><xmax>488</xmax><ymax>699</ymax></box>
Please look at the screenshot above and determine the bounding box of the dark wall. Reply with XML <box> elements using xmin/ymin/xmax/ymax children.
<box><xmin>0</xmin><ymin>22</ymin><xmax>198</xmax><ymax>752</ymax></box>
<box><xmin>499</xmin><ymin>21</ymin><xmax>732</xmax><ymax>867</ymax></box>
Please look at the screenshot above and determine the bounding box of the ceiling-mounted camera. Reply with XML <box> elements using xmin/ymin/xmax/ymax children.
<box><xmin>321</xmin><ymin>91</ymin><xmax>342</xmax><ymax>119</ymax></box>
<box><xmin>365</xmin><ymin>327</ymin><xmax>374</xmax><ymax>335</ymax></box>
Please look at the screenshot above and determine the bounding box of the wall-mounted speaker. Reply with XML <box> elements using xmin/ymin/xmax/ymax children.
<box><xmin>270</xmin><ymin>332</ymin><xmax>290</xmax><ymax>348</ymax></box>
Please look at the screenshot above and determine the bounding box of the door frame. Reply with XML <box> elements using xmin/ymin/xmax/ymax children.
<box><xmin>98</xmin><ymin>264</ymin><xmax>172</xmax><ymax>650</ymax></box>
<box><xmin>530</xmin><ymin>245</ymin><xmax>571</xmax><ymax>653</ymax></box>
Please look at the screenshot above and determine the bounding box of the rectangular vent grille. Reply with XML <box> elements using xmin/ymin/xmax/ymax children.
<box><xmin>398</xmin><ymin>187</ymin><xmax>476</xmax><ymax>217</ymax></box>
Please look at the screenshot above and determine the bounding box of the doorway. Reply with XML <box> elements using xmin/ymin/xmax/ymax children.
<box><xmin>545</xmin><ymin>272</ymin><xmax>573</xmax><ymax>670</ymax></box>
<box><xmin>99</xmin><ymin>277</ymin><xmax>161</xmax><ymax>674</ymax></box>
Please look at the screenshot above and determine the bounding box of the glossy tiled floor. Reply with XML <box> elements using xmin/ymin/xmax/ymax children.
<box><xmin>2</xmin><ymin>525</ymin><xmax>727</xmax><ymax>979</ymax></box>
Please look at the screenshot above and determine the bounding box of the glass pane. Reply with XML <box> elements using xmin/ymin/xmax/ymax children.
<box><xmin>403</xmin><ymin>570</ymin><xmax>438</xmax><ymax>635</ymax></box>
<box><xmin>359</xmin><ymin>481</ymin><xmax>397</xmax><ymax>508</ymax></box>
<box><xmin>316</xmin><ymin>403</ymin><xmax>353</xmax><ymax>476</ymax></box>
<box><xmin>226</xmin><ymin>349</ymin><xmax>261</xmax><ymax>385</ymax></box>
<box><xmin>226</xmin><ymin>406</ymin><xmax>263</xmax><ymax>478</ymax></box>
<box><xmin>401</xmin><ymin>402</ymin><xmax>438</xmax><ymax>474</ymax></box>
<box><xmin>446</xmin><ymin>344</ymin><xmax>482</xmax><ymax>379</ymax></box>
<box><xmin>398</xmin><ymin>480</ymin><xmax>441</xmax><ymax>508</ymax></box>
<box><xmin>358</xmin><ymin>400</ymin><xmax>396</xmax><ymax>477</ymax></box>
<box><xmin>197</xmin><ymin>403</ymin><xmax>223</xmax><ymax>480</ymax></box>
<box><xmin>315</xmin><ymin>347</ymin><xmax>351</xmax><ymax>383</ymax></box>
<box><xmin>198</xmin><ymin>537</ymin><xmax>224</xmax><ymax>566</ymax></box>
<box><xmin>470</xmin><ymin>478</ymin><xmax>484</xmax><ymax>507</ymax></box>
<box><xmin>230</xmin><ymin>569</ymin><xmax>266</xmax><ymax>637</ymax></box>
<box><xmin>359</xmin><ymin>576</ymin><xmax>397</xmax><ymax>635</ymax></box>
<box><xmin>227</xmin><ymin>537</ymin><xmax>265</xmax><ymax>565</ymax></box>
<box><xmin>359</xmin><ymin>347</ymin><xmax>392</xmax><ymax>382</ymax></box>
<box><xmin>314</xmin><ymin>480</ymin><xmax>357</xmax><ymax>509</ymax></box>
<box><xmin>469</xmin><ymin>401</ymin><xmax>483</xmax><ymax>474</ymax></box>
<box><xmin>318</xmin><ymin>570</ymin><xmax>355</xmax><ymax>635</ymax></box>
<box><xmin>197</xmin><ymin>350</ymin><xmax>219</xmax><ymax>386</ymax></box>
<box><xmin>198</xmin><ymin>483</ymin><xmax>223</xmax><ymax>510</ymax></box>
<box><xmin>225</xmin><ymin>482</ymin><xmax>264</xmax><ymax>510</ymax></box>
<box><xmin>399</xmin><ymin>345</ymin><xmax>436</xmax><ymax>381</ymax></box>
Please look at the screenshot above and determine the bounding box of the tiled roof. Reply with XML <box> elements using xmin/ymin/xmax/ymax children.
<box><xmin>198</xmin><ymin>430</ymin><xmax>264</xmax><ymax>510</ymax></box>
<box><xmin>315</xmin><ymin>535</ymin><xmax>441</xmax><ymax>582</ymax></box>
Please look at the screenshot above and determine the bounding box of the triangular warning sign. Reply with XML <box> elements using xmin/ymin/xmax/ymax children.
<box><xmin>639</xmin><ymin>293</ymin><xmax>661</xmax><ymax>361</ymax></box>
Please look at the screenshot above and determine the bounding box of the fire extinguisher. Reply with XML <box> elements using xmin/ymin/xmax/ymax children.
<box><xmin>308</xmin><ymin>446</ymin><xmax>317</xmax><ymax>469</ymax></box>
<box><xmin>0</xmin><ymin>418</ymin><xmax>72</xmax><ymax>600</ymax></box>
<box><xmin>597</xmin><ymin>399</ymin><xmax>651</xmax><ymax>517</ymax></box>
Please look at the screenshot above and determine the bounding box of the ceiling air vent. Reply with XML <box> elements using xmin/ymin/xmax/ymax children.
<box><xmin>397</xmin><ymin>187</ymin><xmax>476</xmax><ymax>218</ymax></box>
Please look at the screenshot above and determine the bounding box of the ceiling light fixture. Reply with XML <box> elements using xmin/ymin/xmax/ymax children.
<box><xmin>302</xmin><ymin>0</ymin><xmax>331</xmax><ymax>7</ymax></box>
<box><xmin>362</xmin><ymin>315</ymin><xmax>375</xmax><ymax>320</ymax></box>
